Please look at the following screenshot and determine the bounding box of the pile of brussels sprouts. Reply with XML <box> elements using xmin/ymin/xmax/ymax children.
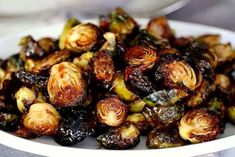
<box><xmin>0</xmin><ymin>8</ymin><xmax>235</xmax><ymax>149</ymax></box>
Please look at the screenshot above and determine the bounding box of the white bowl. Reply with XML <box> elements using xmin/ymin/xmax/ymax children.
<box><xmin>0</xmin><ymin>19</ymin><xmax>235</xmax><ymax>157</ymax></box>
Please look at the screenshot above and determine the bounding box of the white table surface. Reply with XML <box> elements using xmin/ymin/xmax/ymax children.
<box><xmin>0</xmin><ymin>0</ymin><xmax>235</xmax><ymax>156</ymax></box>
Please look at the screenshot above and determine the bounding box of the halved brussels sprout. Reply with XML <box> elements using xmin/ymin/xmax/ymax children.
<box><xmin>143</xmin><ymin>104</ymin><xmax>184</xmax><ymax>128</ymax></box>
<box><xmin>214</xmin><ymin>74</ymin><xmax>231</xmax><ymax>93</ymax></box>
<box><xmin>146</xmin><ymin>127</ymin><xmax>184</xmax><ymax>149</ymax></box>
<box><xmin>147</xmin><ymin>16</ymin><xmax>172</xmax><ymax>39</ymax></box>
<box><xmin>23</xmin><ymin>103</ymin><xmax>60</xmax><ymax>135</ymax></box>
<box><xmin>109</xmin><ymin>8</ymin><xmax>138</xmax><ymax>36</ymax></box>
<box><xmin>15</xmin><ymin>87</ymin><xmax>36</xmax><ymax>113</ymax></box>
<box><xmin>143</xmin><ymin>89</ymin><xmax>188</xmax><ymax>107</ymax></box>
<box><xmin>96</xmin><ymin>97</ymin><xmax>127</xmax><ymax>127</ymax></box>
<box><xmin>32</xmin><ymin>50</ymin><xmax>70</xmax><ymax>73</ymax></box>
<box><xmin>125</xmin><ymin>67</ymin><xmax>155</xmax><ymax>97</ymax></box>
<box><xmin>24</xmin><ymin>59</ymin><xmax>36</xmax><ymax>72</ymax></box>
<box><xmin>2</xmin><ymin>54</ymin><xmax>23</xmax><ymax>73</ymax></box>
<box><xmin>38</xmin><ymin>37</ymin><xmax>58</xmax><ymax>53</ymax></box>
<box><xmin>73</xmin><ymin>51</ymin><xmax>94</xmax><ymax>71</ymax></box>
<box><xmin>100</xmin><ymin>32</ymin><xmax>116</xmax><ymax>52</ymax></box>
<box><xmin>197</xmin><ymin>34</ymin><xmax>221</xmax><ymax>46</ymax></box>
<box><xmin>14</xmin><ymin>125</ymin><xmax>35</xmax><ymax>139</ymax></box>
<box><xmin>170</xmin><ymin>36</ymin><xmax>194</xmax><ymax>50</ymax></box>
<box><xmin>112</xmin><ymin>73</ymin><xmax>137</xmax><ymax>101</ymax></box>
<box><xmin>212</xmin><ymin>43</ymin><xmax>235</xmax><ymax>63</ymax></box>
<box><xmin>202</xmin><ymin>49</ymin><xmax>218</xmax><ymax>68</ymax></box>
<box><xmin>64</xmin><ymin>23</ymin><xmax>101</xmax><ymax>53</ymax></box>
<box><xmin>178</xmin><ymin>109</ymin><xmax>220</xmax><ymax>143</ymax></box>
<box><xmin>207</xmin><ymin>97</ymin><xmax>225</xmax><ymax>118</ymax></box>
<box><xmin>59</xmin><ymin>18</ymin><xmax>81</xmax><ymax>50</ymax></box>
<box><xmin>48</xmin><ymin>62</ymin><xmax>86</xmax><ymax>107</ymax></box>
<box><xmin>124</xmin><ymin>45</ymin><xmax>158</xmax><ymax>70</ymax></box>
<box><xmin>186</xmin><ymin>80</ymin><xmax>210</xmax><ymax>107</ymax></box>
<box><xmin>158</xmin><ymin>60</ymin><xmax>197</xmax><ymax>91</ymax></box>
<box><xmin>97</xmin><ymin>122</ymin><xmax>140</xmax><ymax>149</ymax></box>
<box><xmin>126</xmin><ymin>113</ymin><xmax>149</xmax><ymax>134</ymax></box>
<box><xmin>91</xmin><ymin>51</ymin><xmax>115</xmax><ymax>89</ymax></box>
<box><xmin>0</xmin><ymin>112</ymin><xmax>19</xmax><ymax>131</ymax></box>
<box><xmin>15</xmin><ymin>71</ymin><xmax>48</xmax><ymax>90</ymax></box>
<box><xmin>227</xmin><ymin>106</ymin><xmax>235</xmax><ymax>124</ymax></box>
<box><xmin>128</xmin><ymin>99</ymin><xmax>146</xmax><ymax>113</ymax></box>
<box><xmin>19</xmin><ymin>36</ymin><xmax>45</xmax><ymax>60</ymax></box>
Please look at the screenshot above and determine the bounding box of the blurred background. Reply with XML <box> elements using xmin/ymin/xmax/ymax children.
<box><xmin>0</xmin><ymin>0</ymin><xmax>235</xmax><ymax>156</ymax></box>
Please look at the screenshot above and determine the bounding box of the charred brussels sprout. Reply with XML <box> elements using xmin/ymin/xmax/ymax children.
<box><xmin>38</xmin><ymin>37</ymin><xmax>58</xmax><ymax>53</ymax></box>
<box><xmin>212</xmin><ymin>43</ymin><xmax>235</xmax><ymax>63</ymax></box>
<box><xmin>207</xmin><ymin>97</ymin><xmax>225</xmax><ymax>118</ymax></box>
<box><xmin>91</xmin><ymin>51</ymin><xmax>115</xmax><ymax>89</ymax></box>
<box><xmin>112</xmin><ymin>73</ymin><xmax>137</xmax><ymax>101</ymax></box>
<box><xmin>143</xmin><ymin>104</ymin><xmax>184</xmax><ymax>128</ymax></box>
<box><xmin>64</xmin><ymin>23</ymin><xmax>102</xmax><ymax>53</ymax></box>
<box><xmin>97</xmin><ymin>122</ymin><xmax>140</xmax><ymax>149</ymax></box>
<box><xmin>124</xmin><ymin>45</ymin><xmax>158</xmax><ymax>70</ymax></box>
<box><xmin>59</xmin><ymin>18</ymin><xmax>81</xmax><ymax>49</ymax></box>
<box><xmin>23</xmin><ymin>103</ymin><xmax>60</xmax><ymax>135</ymax></box>
<box><xmin>126</xmin><ymin>113</ymin><xmax>149</xmax><ymax>134</ymax></box>
<box><xmin>14</xmin><ymin>125</ymin><xmax>35</xmax><ymax>139</ymax></box>
<box><xmin>19</xmin><ymin>36</ymin><xmax>45</xmax><ymax>60</ymax></box>
<box><xmin>143</xmin><ymin>89</ymin><xmax>188</xmax><ymax>107</ymax></box>
<box><xmin>147</xmin><ymin>16</ymin><xmax>172</xmax><ymax>39</ymax></box>
<box><xmin>128</xmin><ymin>99</ymin><xmax>146</xmax><ymax>113</ymax></box>
<box><xmin>15</xmin><ymin>87</ymin><xmax>36</xmax><ymax>113</ymax></box>
<box><xmin>15</xmin><ymin>71</ymin><xmax>48</xmax><ymax>90</ymax></box>
<box><xmin>0</xmin><ymin>112</ymin><xmax>19</xmax><ymax>131</ymax></box>
<box><xmin>160</xmin><ymin>60</ymin><xmax>197</xmax><ymax>91</ymax></box>
<box><xmin>96</xmin><ymin>97</ymin><xmax>127</xmax><ymax>127</ymax></box>
<box><xmin>2</xmin><ymin>54</ymin><xmax>23</xmax><ymax>73</ymax></box>
<box><xmin>226</xmin><ymin>106</ymin><xmax>235</xmax><ymax>124</ymax></box>
<box><xmin>32</xmin><ymin>50</ymin><xmax>70</xmax><ymax>73</ymax></box>
<box><xmin>186</xmin><ymin>80</ymin><xmax>210</xmax><ymax>107</ymax></box>
<box><xmin>125</xmin><ymin>67</ymin><xmax>155</xmax><ymax>97</ymax></box>
<box><xmin>109</xmin><ymin>8</ymin><xmax>138</xmax><ymax>36</ymax></box>
<box><xmin>179</xmin><ymin>109</ymin><xmax>220</xmax><ymax>143</ymax></box>
<box><xmin>48</xmin><ymin>62</ymin><xmax>86</xmax><ymax>107</ymax></box>
<box><xmin>73</xmin><ymin>51</ymin><xmax>94</xmax><ymax>71</ymax></box>
<box><xmin>214</xmin><ymin>74</ymin><xmax>231</xmax><ymax>93</ymax></box>
<box><xmin>146</xmin><ymin>128</ymin><xmax>184</xmax><ymax>149</ymax></box>
<box><xmin>197</xmin><ymin>34</ymin><xmax>221</xmax><ymax>46</ymax></box>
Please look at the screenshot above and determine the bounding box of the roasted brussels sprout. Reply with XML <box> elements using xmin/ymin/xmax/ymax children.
<box><xmin>59</xmin><ymin>18</ymin><xmax>81</xmax><ymax>50</ymax></box>
<box><xmin>178</xmin><ymin>109</ymin><xmax>220</xmax><ymax>143</ymax></box>
<box><xmin>64</xmin><ymin>23</ymin><xmax>102</xmax><ymax>53</ymax></box>
<box><xmin>38</xmin><ymin>37</ymin><xmax>58</xmax><ymax>53</ymax></box>
<box><xmin>48</xmin><ymin>62</ymin><xmax>86</xmax><ymax>107</ymax></box>
<box><xmin>124</xmin><ymin>45</ymin><xmax>158</xmax><ymax>70</ymax></box>
<box><xmin>54</xmin><ymin>111</ymin><xmax>90</xmax><ymax>146</ymax></box>
<box><xmin>214</xmin><ymin>74</ymin><xmax>231</xmax><ymax>93</ymax></box>
<box><xmin>198</xmin><ymin>34</ymin><xmax>221</xmax><ymax>46</ymax></box>
<box><xmin>226</xmin><ymin>106</ymin><xmax>235</xmax><ymax>124</ymax></box>
<box><xmin>125</xmin><ymin>67</ymin><xmax>155</xmax><ymax>97</ymax></box>
<box><xmin>143</xmin><ymin>104</ymin><xmax>184</xmax><ymax>128</ymax></box>
<box><xmin>1</xmin><ymin>54</ymin><xmax>23</xmax><ymax>73</ymax></box>
<box><xmin>146</xmin><ymin>127</ymin><xmax>184</xmax><ymax>149</ymax></box>
<box><xmin>212</xmin><ymin>43</ymin><xmax>235</xmax><ymax>63</ymax></box>
<box><xmin>186</xmin><ymin>80</ymin><xmax>210</xmax><ymax>107</ymax></box>
<box><xmin>147</xmin><ymin>16</ymin><xmax>172</xmax><ymax>39</ymax></box>
<box><xmin>109</xmin><ymin>8</ymin><xmax>138</xmax><ymax>36</ymax></box>
<box><xmin>73</xmin><ymin>51</ymin><xmax>94</xmax><ymax>71</ymax></box>
<box><xmin>91</xmin><ymin>51</ymin><xmax>115</xmax><ymax>89</ymax></box>
<box><xmin>143</xmin><ymin>89</ymin><xmax>188</xmax><ymax>107</ymax></box>
<box><xmin>15</xmin><ymin>87</ymin><xmax>36</xmax><ymax>113</ymax></box>
<box><xmin>23</xmin><ymin>103</ymin><xmax>60</xmax><ymax>135</ymax></box>
<box><xmin>128</xmin><ymin>99</ymin><xmax>146</xmax><ymax>113</ymax></box>
<box><xmin>14</xmin><ymin>125</ymin><xmax>35</xmax><ymax>139</ymax></box>
<box><xmin>97</xmin><ymin>122</ymin><xmax>140</xmax><ymax>149</ymax></box>
<box><xmin>207</xmin><ymin>97</ymin><xmax>225</xmax><ymax>118</ymax></box>
<box><xmin>19</xmin><ymin>35</ymin><xmax>45</xmax><ymax>60</ymax></box>
<box><xmin>15</xmin><ymin>71</ymin><xmax>48</xmax><ymax>91</ymax></box>
<box><xmin>32</xmin><ymin>50</ymin><xmax>70</xmax><ymax>73</ymax></box>
<box><xmin>155</xmin><ymin>59</ymin><xmax>198</xmax><ymax>91</ymax></box>
<box><xmin>0</xmin><ymin>112</ymin><xmax>19</xmax><ymax>131</ymax></box>
<box><xmin>126</xmin><ymin>113</ymin><xmax>149</xmax><ymax>134</ymax></box>
<box><xmin>24</xmin><ymin>59</ymin><xmax>36</xmax><ymax>72</ymax></box>
<box><xmin>96</xmin><ymin>97</ymin><xmax>127</xmax><ymax>127</ymax></box>
<box><xmin>100</xmin><ymin>32</ymin><xmax>116</xmax><ymax>52</ymax></box>
<box><xmin>112</xmin><ymin>73</ymin><xmax>137</xmax><ymax>101</ymax></box>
